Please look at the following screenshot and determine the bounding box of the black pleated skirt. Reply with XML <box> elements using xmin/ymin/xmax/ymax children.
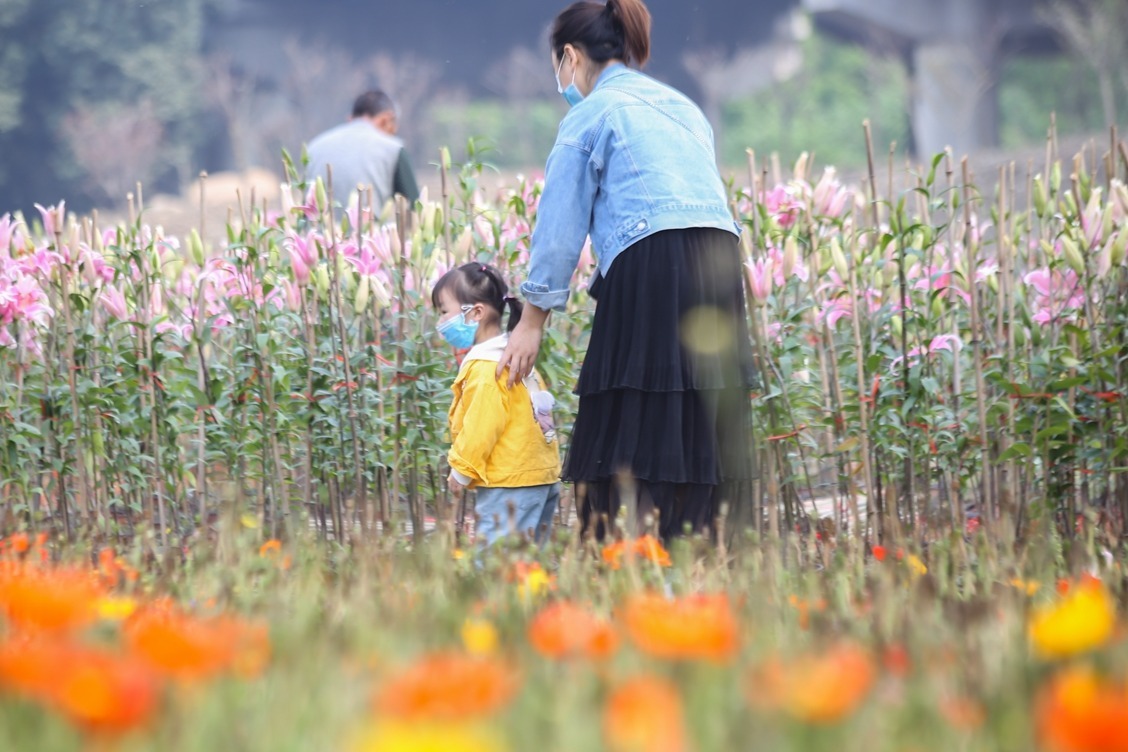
<box><xmin>564</xmin><ymin>228</ymin><xmax>757</xmax><ymax>540</ymax></box>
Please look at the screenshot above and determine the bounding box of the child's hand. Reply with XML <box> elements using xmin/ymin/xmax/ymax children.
<box><xmin>448</xmin><ymin>473</ymin><xmax>467</xmax><ymax>496</ymax></box>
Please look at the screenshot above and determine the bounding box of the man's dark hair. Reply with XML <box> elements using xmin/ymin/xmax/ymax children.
<box><xmin>351</xmin><ymin>90</ymin><xmax>395</xmax><ymax>118</ymax></box>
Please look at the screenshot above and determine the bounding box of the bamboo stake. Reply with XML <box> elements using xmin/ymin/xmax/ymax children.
<box><xmin>961</xmin><ymin>158</ymin><xmax>992</xmax><ymax>526</ymax></box>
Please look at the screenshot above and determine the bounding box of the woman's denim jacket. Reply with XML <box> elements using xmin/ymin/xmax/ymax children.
<box><xmin>521</xmin><ymin>63</ymin><xmax>740</xmax><ymax>311</ymax></box>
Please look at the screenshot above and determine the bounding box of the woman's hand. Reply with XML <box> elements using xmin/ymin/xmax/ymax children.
<box><xmin>497</xmin><ymin>305</ymin><xmax>549</xmax><ymax>387</ymax></box>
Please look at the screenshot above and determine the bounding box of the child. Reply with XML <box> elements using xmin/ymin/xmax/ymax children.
<box><xmin>432</xmin><ymin>262</ymin><xmax>562</xmax><ymax>546</ymax></box>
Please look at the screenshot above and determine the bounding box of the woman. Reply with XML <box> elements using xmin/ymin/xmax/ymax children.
<box><xmin>497</xmin><ymin>0</ymin><xmax>756</xmax><ymax>541</ymax></box>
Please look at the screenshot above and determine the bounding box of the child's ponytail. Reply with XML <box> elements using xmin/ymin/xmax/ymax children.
<box><xmin>503</xmin><ymin>295</ymin><xmax>524</xmax><ymax>333</ymax></box>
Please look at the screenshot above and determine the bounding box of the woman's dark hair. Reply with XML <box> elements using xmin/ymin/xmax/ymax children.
<box><xmin>551</xmin><ymin>0</ymin><xmax>651</xmax><ymax>68</ymax></box>
<box><xmin>431</xmin><ymin>262</ymin><xmax>524</xmax><ymax>333</ymax></box>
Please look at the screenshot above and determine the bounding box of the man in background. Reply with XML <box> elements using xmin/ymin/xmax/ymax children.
<box><xmin>305</xmin><ymin>90</ymin><xmax>419</xmax><ymax>210</ymax></box>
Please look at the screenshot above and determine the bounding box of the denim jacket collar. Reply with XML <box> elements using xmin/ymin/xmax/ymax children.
<box><xmin>591</xmin><ymin>61</ymin><xmax>629</xmax><ymax>92</ymax></box>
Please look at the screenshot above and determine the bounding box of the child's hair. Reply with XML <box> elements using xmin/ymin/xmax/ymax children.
<box><xmin>431</xmin><ymin>262</ymin><xmax>524</xmax><ymax>332</ymax></box>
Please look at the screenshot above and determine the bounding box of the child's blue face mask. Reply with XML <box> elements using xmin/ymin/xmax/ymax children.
<box><xmin>437</xmin><ymin>305</ymin><xmax>478</xmax><ymax>349</ymax></box>
<box><xmin>555</xmin><ymin>54</ymin><xmax>583</xmax><ymax>108</ymax></box>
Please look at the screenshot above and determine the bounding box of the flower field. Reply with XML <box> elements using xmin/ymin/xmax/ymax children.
<box><xmin>2</xmin><ymin>132</ymin><xmax>1128</xmax><ymax>749</ymax></box>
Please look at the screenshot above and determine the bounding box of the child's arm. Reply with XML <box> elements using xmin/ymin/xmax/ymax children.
<box><xmin>448</xmin><ymin>364</ymin><xmax>509</xmax><ymax>487</ymax></box>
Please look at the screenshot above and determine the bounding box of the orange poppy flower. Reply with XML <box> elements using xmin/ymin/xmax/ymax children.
<box><xmin>601</xmin><ymin>536</ymin><xmax>672</xmax><ymax>570</ymax></box>
<box><xmin>0</xmin><ymin>565</ymin><xmax>106</xmax><ymax>634</ymax></box>
<box><xmin>747</xmin><ymin>643</ymin><xmax>875</xmax><ymax>724</ymax></box>
<box><xmin>259</xmin><ymin>539</ymin><xmax>282</xmax><ymax>557</ymax></box>
<box><xmin>125</xmin><ymin>607</ymin><xmax>270</xmax><ymax>682</ymax></box>
<box><xmin>528</xmin><ymin>602</ymin><xmax>618</xmax><ymax>661</ymax></box>
<box><xmin>50</xmin><ymin>647</ymin><xmax>160</xmax><ymax>735</ymax></box>
<box><xmin>0</xmin><ymin>636</ymin><xmax>71</xmax><ymax>699</ymax></box>
<box><xmin>603</xmin><ymin>674</ymin><xmax>688</xmax><ymax>752</ymax></box>
<box><xmin>0</xmin><ymin>637</ymin><xmax>159</xmax><ymax>735</ymax></box>
<box><xmin>621</xmin><ymin>593</ymin><xmax>738</xmax><ymax>662</ymax></box>
<box><xmin>373</xmin><ymin>652</ymin><xmax>519</xmax><ymax>722</ymax></box>
<box><xmin>1038</xmin><ymin>665</ymin><xmax>1128</xmax><ymax>752</ymax></box>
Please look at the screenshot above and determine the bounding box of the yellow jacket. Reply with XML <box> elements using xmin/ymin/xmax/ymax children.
<box><xmin>447</xmin><ymin>335</ymin><xmax>561</xmax><ymax>488</ymax></box>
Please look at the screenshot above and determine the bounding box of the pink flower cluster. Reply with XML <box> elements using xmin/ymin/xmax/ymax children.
<box><xmin>0</xmin><ymin>212</ymin><xmax>54</xmax><ymax>353</ymax></box>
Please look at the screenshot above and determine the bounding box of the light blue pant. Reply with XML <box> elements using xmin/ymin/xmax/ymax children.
<box><xmin>474</xmin><ymin>483</ymin><xmax>560</xmax><ymax>547</ymax></box>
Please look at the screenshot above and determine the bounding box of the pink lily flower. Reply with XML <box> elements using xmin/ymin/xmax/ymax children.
<box><xmin>100</xmin><ymin>287</ymin><xmax>129</xmax><ymax>321</ymax></box>
<box><xmin>285</xmin><ymin>232</ymin><xmax>319</xmax><ymax>286</ymax></box>
<box><xmin>34</xmin><ymin>201</ymin><xmax>65</xmax><ymax>240</ymax></box>
<box><xmin>812</xmin><ymin>168</ymin><xmax>851</xmax><ymax>218</ymax></box>
<box><xmin>1023</xmin><ymin>267</ymin><xmax>1086</xmax><ymax>326</ymax></box>
<box><xmin>744</xmin><ymin>257</ymin><xmax>774</xmax><ymax>305</ymax></box>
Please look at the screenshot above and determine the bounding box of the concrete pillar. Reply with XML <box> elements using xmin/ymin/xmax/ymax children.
<box><xmin>912</xmin><ymin>39</ymin><xmax>999</xmax><ymax>158</ymax></box>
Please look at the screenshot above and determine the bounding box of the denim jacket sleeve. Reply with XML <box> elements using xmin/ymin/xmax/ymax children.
<box><xmin>520</xmin><ymin>139</ymin><xmax>599</xmax><ymax>311</ymax></box>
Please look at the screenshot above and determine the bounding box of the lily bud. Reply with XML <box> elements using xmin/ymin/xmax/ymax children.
<box><xmin>188</xmin><ymin>229</ymin><xmax>205</xmax><ymax>267</ymax></box>
<box><xmin>1110</xmin><ymin>230</ymin><xmax>1128</xmax><ymax>269</ymax></box>
<box><xmin>1061</xmin><ymin>234</ymin><xmax>1085</xmax><ymax>275</ymax></box>
<box><xmin>455</xmin><ymin>228</ymin><xmax>474</xmax><ymax>259</ymax></box>
<box><xmin>354</xmin><ymin>275</ymin><xmax>370</xmax><ymax>315</ymax></box>
<box><xmin>794</xmin><ymin>151</ymin><xmax>809</xmax><ymax>181</ymax></box>
<box><xmin>782</xmin><ymin>236</ymin><xmax>799</xmax><ymax>280</ymax></box>
<box><xmin>314</xmin><ymin>264</ymin><xmax>330</xmax><ymax>297</ymax></box>
<box><xmin>830</xmin><ymin>237</ymin><xmax>849</xmax><ymax>281</ymax></box>
<box><xmin>1062</xmin><ymin>191</ymin><xmax>1077</xmax><ymax>219</ymax></box>
<box><xmin>1033</xmin><ymin>176</ymin><xmax>1048</xmax><ymax>217</ymax></box>
<box><xmin>370</xmin><ymin>275</ymin><xmax>391</xmax><ymax>309</ymax></box>
<box><xmin>314</xmin><ymin>177</ymin><xmax>328</xmax><ymax>215</ymax></box>
<box><xmin>1050</xmin><ymin>162</ymin><xmax>1061</xmax><ymax>195</ymax></box>
<box><xmin>440</xmin><ymin>146</ymin><xmax>452</xmax><ymax>172</ymax></box>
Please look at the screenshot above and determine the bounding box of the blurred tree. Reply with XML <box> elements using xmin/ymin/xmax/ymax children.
<box><xmin>1039</xmin><ymin>0</ymin><xmax>1128</xmax><ymax>129</ymax></box>
<box><xmin>720</xmin><ymin>31</ymin><xmax>910</xmax><ymax>170</ymax></box>
<box><xmin>0</xmin><ymin>0</ymin><xmax>208</xmax><ymax>214</ymax></box>
<box><xmin>60</xmin><ymin>99</ymin><xmax>165</xmax><ymax>204</ymax></box>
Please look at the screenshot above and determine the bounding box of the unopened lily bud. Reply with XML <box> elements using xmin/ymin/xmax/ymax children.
<box><xmin>830</xmin><ymin>237</ymin><xmax>849</xmax><ymax>281</ymax></box>
<box><xmin>337</xmin><ymin>256</ymin><xmax>355</xmax><ymax>293</ymax></box>
<box><xmin>910</xmin><ymin>230</ymin><xmax>925</xmax><ymax>250</ymax></box>
<box><xmin>1033</xmin><ymin>176</ymin><xmax>1048</xmax><ymax>217</ymax></box>
<box><xmin>354</xmin><ymin>275</ymin><xmax>370</xmax><ymax>315</ymax></box>
<box><xmin>890</xmin><ymin>314</ymin><xmax>903</xmax><ymax>339</ymax></box>
<box><xmin>440</xmin><ymin>146</ymin><xmax>452</xmax><ymax>172</ymax></box>
<box><xmin>1050</xmin><ymin>162</ymin><xmax>1061</xmax><ymax>195</ymax></box>
<box><xmin>188</xmin><ymin>229</ymin><xmax>205</xmax><ymax>267</ymax></box>
<box><xmin>794</xmin><ymin>152</ymin><xmax>809</xmax><ymax>181</ymax></box>
<box><xmin>782</xmin><ymin>236</ymin><xmax>799</xmax><ymax>279</ymax></box>
<box><xmin>431</xmin><ymin>204</ymin><xmax>444</xmax><ymax>243</ymax></box>
<box><xmin>1114</xmin><ymin>181</ymin><xmax>1128</xmax><ymax>215</ymax></box>
<box><xmin>314</xmin><ymin>264</ymin><xmax>330</xmax><ymax>297</ymax></box>
<box><xmin>455</xmin><ymin>228</ymin><xmax>473</xmax><ymax>259</ymax></box>
<box><xmin>370</xmin><ymin>275</ymin><xmax>391</xmax><ymax>308</ymax></box>
<box><xmin>1062</xmin><ymin>191</ymin><xmax>1077</xmax><ymax>218</ymax></box>
<box><xmin>280</xmin><ymin>183</ymin><xmax>295</xmax><ymax>217</ymax></box>
<box><xmin>1061</xmin><ymin>235</ymin><xmax>1085</xmax><ymax>275</ymax></box>
<box><xmin>410</xmin><ymin>228</ymin><xmax>424</xmax><ymax>262</ymax></box>
<box><xmin>314</xmin><ymin>177</ymin><xmax>328</xmax><ymax>215</ymax></box>
<box><xmin>1110</xmin><ymin>230</ymin><xmax>1128</xmax><ymax>269</ymax></box>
